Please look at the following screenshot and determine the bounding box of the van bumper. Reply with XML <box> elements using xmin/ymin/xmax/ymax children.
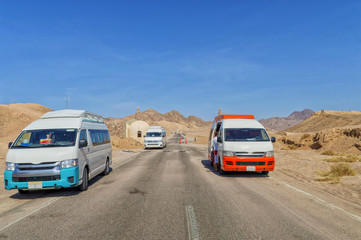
<box><xmin>4</xmin><ymin>167</ymin><xmax>79</xmax><ymax>190</ymax></box>
<box><xmin>144</xmin><ymin>143</ymin><xmax>163</xmax><ymax>148</ymax></box>
<box><xmin>221</xmin><ymin>156</ymin><xmax>275</xmax><ymax>172</ymax></box>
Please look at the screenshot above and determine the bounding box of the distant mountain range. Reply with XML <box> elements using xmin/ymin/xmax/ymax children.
<box><xmin>107</xmin><ymin>108</ymin><xmax>210</xmax><ymax>128</ymax></box>
<box><xmin>259</xmin><ymin>109</ymin><xmax>315</xmax><ymax>132</ymax></box>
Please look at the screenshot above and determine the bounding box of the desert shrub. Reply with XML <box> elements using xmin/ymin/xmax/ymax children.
<box><xmin>288</xmin><ymin>145</ymin><xmax>299</xmax><ymax>150</ymax></box>
<box><xmin>281</xmin><ymin>145</ymin><xmax>299</xmax><ymax>150</ymax></box>
<box><xmin>330</xmin><ymin>163</ymin><xmax>356</xmax><ymax>177</ymax></box>
<box><xmin>317</xmin><ymin>163</ymin><xmax>356</xmax><ymax>183</ymax></box>
<box><xmin>325</xmin><ymin>154</ymin><xmax>360</xmax><ymax>163</ymax></box>
<box><xmin>300</xmin><ymin>133</ymin><xmax>311</xmax><ymax>140</ymax></box>
<box><xmin>322</xmin><ymin>150</ymin><xmax>335</xmax><ymax>156</ymax></box>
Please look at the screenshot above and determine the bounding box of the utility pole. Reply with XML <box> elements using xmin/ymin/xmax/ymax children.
<box><xmin>65</xmin><ymin>96</ymin><xmax>70</xmax><ymax>109</ymax></box>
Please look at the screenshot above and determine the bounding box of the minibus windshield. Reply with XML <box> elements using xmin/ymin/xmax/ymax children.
<box><xmin>224</xmin><ymin>128</ymin><xmax>270</xmax><ymax>142</ymax></box>
<box><xmin>12</xmin><ymin>129</ymin><xmax>78</xmax><ymax>148</ymax></box>
<box><xmin>146</xmin><ymin>132</ymin><xmax>162</xmax><ymax>137</ymax></box>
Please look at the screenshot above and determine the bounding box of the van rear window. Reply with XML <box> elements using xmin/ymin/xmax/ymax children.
<box><xmin>12</xmin><ymin>129</ymin><xmax>77</xmax><ymax>148</ymax></box>
<box><xmin>224</xmin><ymin>128</ymin><xmax>270</xmax><ymax>142</ymax></box>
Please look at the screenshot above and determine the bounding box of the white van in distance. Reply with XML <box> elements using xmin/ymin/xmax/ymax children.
<box><xmin>144</xmin><ymin>126</ymin><xmax>167</xmax><ymax>149</ymax></box>
<box><xmin>208</xmin><ymin>114</ymin><xmax>275</xmax><ymax>175</ymax></box>
<box><xmin>4</xmin><ymin>110</ymin><xmax>112</xmax><ymax>193</ymax></box>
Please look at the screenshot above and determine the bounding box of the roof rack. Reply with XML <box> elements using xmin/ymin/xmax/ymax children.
<box><xmin>41</xmin><ymin>110</ymin><xmax>104</xmax><ymax>123</ymax></box>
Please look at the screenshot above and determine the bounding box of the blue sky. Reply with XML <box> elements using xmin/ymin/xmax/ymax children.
<box><xmin>0</xmin><ymin>1</ymin><xmax>360</xmax><ymax>121</ymax></box>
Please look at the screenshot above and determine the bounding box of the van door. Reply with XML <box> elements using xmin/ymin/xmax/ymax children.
<box><xmin>88</xmin><ymin>130</ymin><xmax>100</xmax><ymax>178</ymax></box>
<box><xmin>88</xmin><ymin>130</ymin><xmax>108</xmax><ymax>177</ymax></box>
<box><xmin>208</xmin><ymin>122</ymin><xmax>215</xmax><ymax>160</ymax></box>
<box><xmin>217</xmin><ymin>124</ymin><xmax>224</xmax><ymax>169</ymax></box>
<box><xmin>78</xmin><ymin>129</ymin><xmax>90</xmax><ymax>182</ymax></box>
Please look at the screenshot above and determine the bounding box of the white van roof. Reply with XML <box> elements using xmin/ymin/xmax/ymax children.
<box><xmin>222</xmin><ymin>119</ymin><xmax>265</xmax><ymax>129</ymax></box>
<box><xmin>23</xmin><ymin>110</ymin><xmax>105</xmax><ymax>130</ymax></box>
<box><xmin>41</xmin><ymin>110</ymin><xmax>103</xmax><ymax>120</ymax></box>
<box><xmin>148</xmin><ymin>126</ymin><xmax>164</xmax><ymax>129</ymax></box>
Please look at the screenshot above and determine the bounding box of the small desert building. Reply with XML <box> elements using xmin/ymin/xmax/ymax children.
<box><xmin>126</xmin><ymin>119</ymin><xmax>149</xmax><ymax>143</ymax></box>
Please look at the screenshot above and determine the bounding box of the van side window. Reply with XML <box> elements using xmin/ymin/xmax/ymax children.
<box><xmin>215</xmin><ymin>123</ymin><xmax>221</xmax><ymax>134</ymax></box>
<box><xmin>103</xmin><ymin>131</ymin><xmax>111</xmax><ymax>143</ymax></box>
<box><xmin>89</xmin><ymin>130</ymin><xmax>111</xmax><ymax>146</ymax></box>
<box><xmin>219</xmin><ymin>126</ymin><xmax>223</xmax><ymax>139</ymax></box>
<box><xmin>79</xmin><ymin>129</ymin><xmax>87</xmax><ymax>142</ymax></box>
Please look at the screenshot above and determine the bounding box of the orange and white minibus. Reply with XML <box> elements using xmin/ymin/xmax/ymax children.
<box><xmin>208</xmin><ymin>115</ymin><xmax>275</xmax><ymax>175</ymax></box>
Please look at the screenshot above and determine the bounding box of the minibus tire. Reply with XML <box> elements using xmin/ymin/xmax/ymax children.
<box><xmin>262</xmin><ymin>171</ymin><xmax>269</xmax><ymax>175</ymax></box>
<box><xmin>103</xmin><ymin>159</ymin><xmax>110</xmax><ymax>175</ymax></box>
<box><xmin>218</xmin><ymin>164</ymin><xmax>226</xmax><ymax>175</ymax></box>
<box><xmin>18</xmin><ymin>189</ymin><xmax>29</xmax><ymax>194</ymax></box>
<box><xmin>79</xmin><ymin>168</ymin><xmax>88</xmax><ymax>191</ymax></box>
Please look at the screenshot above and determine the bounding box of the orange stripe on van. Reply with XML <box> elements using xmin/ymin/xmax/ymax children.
<box><xmin>215</xmin><ymin>115</ymin><xmax>255</xmax><ymax>121</ymax></box>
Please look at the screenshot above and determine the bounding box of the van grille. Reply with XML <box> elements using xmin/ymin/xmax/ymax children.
<box><xmin>13</xmin><ymin>176</ymin><xmax>61</xmax><ymax>182</ymax></box>
<box><xmin>12</xmin><ymin>162</ymin><xmax>61</xmax><ymax>180</ymax></box>
<box><xmin>16</xmin><ymin>162</ymin><xmax>60</xmax><ymax>171</ymax></box>
<box><xmin>235</xmin><ymin>152</ymin><xmax>265</xmax><ymax>158</ymax></box>
<box><xmin>236</xmin><ymin>162</ymin><xmax>265</xmax><ymax>166</ymax></box>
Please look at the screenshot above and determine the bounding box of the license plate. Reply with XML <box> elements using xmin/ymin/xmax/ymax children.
<box><xmin>28</xmin><ymin>182</ymin><xmax>43</xmax><ymax>189</ymax></box>
<box><xmin>246</xmin><ymin>166</ymin><xmax>256</xmax><ymax>171</ymax></box>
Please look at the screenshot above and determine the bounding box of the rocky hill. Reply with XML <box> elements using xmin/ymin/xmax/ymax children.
<box><xmin>0</xmin><ymin>103</ymin><xmax>52</xmax><ymax>140</ymax></box>
<box><xmin>259</xmin><ymin>109</ymin><xmax>314</xmax><ymax>131</ymax></box>
<box><xmin>278</xmin><ymin>110</ymin><xmax>361</xmax><ymax>154</ymax></box>
<box><xmin>0</xmin><ymin>103</ymin><xmax>52</xmax><ymax>159</ymax></box>
<box><xmin>283</xmin><ymin>110</ymin><xmax>361</xmax><ymax>133</ymax></box>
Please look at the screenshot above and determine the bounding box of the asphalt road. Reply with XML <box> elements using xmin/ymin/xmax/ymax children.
<box><xmin>1</xmin><ymin>136</ymin><xmax>361</xmax><ymax>239</ymax></box>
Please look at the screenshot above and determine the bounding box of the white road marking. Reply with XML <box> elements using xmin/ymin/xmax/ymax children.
<box><xmin>185</xmin><ymin>205</ymin><xmax>199</xmax><ymax>240</ymax></box>
<box><xmin>0</xmin><ymin>190</ymin><xmax>72</xmax><ymax>232</ymax></box>
<box><xmin>280</xmin><ymin>181</ymin><xmax>361</xmax><ymax>222</ymax></box>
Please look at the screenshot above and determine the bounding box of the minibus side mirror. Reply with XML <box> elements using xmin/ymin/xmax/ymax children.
<box><xmin>8</xmin><ymin>142</ymin><xmax>13</xmax><ymax>149</ymax></box>
<box><xmin>79</xmin><ymin>139</ymin><xmax>88</xmax><ymax>148</ymax></box>
<box><xmin>271</xmin><ymin>137</ymin><xmax>276</xmax><ymax>143</ymax></box>
<box><xmin>217</xmin><ymin>137</ymin><xmax>222</xmax><ymax>143</ymax></box>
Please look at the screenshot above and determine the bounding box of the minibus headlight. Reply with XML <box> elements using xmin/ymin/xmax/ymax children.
<box><xmin>6</xmin><ymin>162</ymin><xmax>15</xmax><ymax>171</ymax></box>
<box><xmin>223</xmin><ymin>151</ymin><xmax>235</xmax><ymax>157</ymax></box>
<box><xmin>61</xmin><ymin>159</ymin><xmax>78</xmax><ymax>169</ymax></box>
<box><xmin>266</xmin><ymin>151</ymin><xmax>274</xmax><ymax>157</ymax></box>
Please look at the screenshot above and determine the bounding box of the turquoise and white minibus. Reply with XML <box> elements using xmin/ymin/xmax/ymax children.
<box><xmin>4</xmin><ymin>110</ymin><xmax>112</xmax><ymax>193</ymax></box>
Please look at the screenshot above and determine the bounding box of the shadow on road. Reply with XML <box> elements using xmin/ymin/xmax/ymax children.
<box><xmin>201</xmin><ymin>160</ymin><xmax>269</xmax><ymax>178</ymax></box>
<box><xmin>8</xmin><ymin>168</ymin><xmax>114</xmax><ymax>200</ymax></box>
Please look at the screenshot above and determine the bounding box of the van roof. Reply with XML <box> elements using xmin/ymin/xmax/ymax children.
<box><xmin>41</xmin><ymin>110</ymin><xmax>104</xmax><ymax>123</ymax></box>
<box><xmin>222</xmin><ymin>118</ymin><xmax>264</xmax><ymax>129</ymax></box>
<box><xmin>149</xmin><ymin>126</ymin><xmax>164</xmax><ymax>129</ymax></box>
<box><xmin>214</xmin><ymin>115</ymin><xmax>255</xmax><ymax>121</ymax></box>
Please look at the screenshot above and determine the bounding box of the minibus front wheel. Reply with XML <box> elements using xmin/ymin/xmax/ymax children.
<box><xmin>79</xmin><ymin>167</ymin><xmax>89</xmax><ymax>191</ymax></box>
<box><xmin>218</xmin><ymin>161</ymin><xmax>226</xmax><ymax>175</ymax></box>
<box><xmin>18</xmin><ymin>189</ymin><xmax>29</xmax><ymax>194</ymax></box>
<box><xmin>103</xmin><ymin>158</ymin><xmax>110</xmax><ymax>176</ymax></box>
